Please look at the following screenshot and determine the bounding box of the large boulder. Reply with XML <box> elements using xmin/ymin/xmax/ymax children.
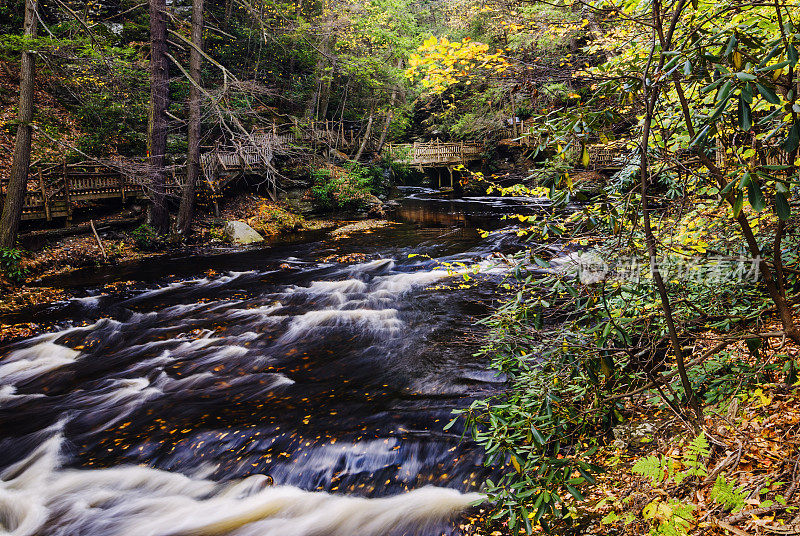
<box><xmin>225</xmin><ymin>221</ymin><xmax>264</xmax><ymax>245</ymax></box>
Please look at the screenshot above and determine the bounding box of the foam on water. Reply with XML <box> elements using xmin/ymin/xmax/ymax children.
<box><xmin>372</xmin><ymin>270</ymin><xmax>453</xmax><ymax>294</ymax></box>
<box><xmin>0</xmin><ymin>434</ymin><xmax>482</xmax><ymax>536</ymax></box>
<box><xmin>279</xmin><ymin>308</ymin><xmax>403</xmax><ymax>343</ymax></box>
<box><xmin>0</xmin><ymin>342</ymin><xmax>81</xmax><ymax>386</ymax></box>
<box><xmin>303</xmin><ymin>279</ymin><xmax>369</xmax><ymax>295</ymax></box>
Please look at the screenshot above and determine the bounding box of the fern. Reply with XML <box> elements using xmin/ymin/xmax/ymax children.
<box><xmin>682</xmin><ymin>432</ymin><xmax>709</xmax><ymax>479</ymax></box>
<box><xmin>643</xmin><ymin>499</ymin><xmax>695</xmax><ymax>536</ymax></box>
<box><xmin>632</xmin><ymin>455</ymin><xmax>667</xmax><ymax>485</ymax></box>
<box><xmin>657</xmin><ymin>502</ymin><xmax>695</xmax><ymax>536</ymax></box>
<box><xmin>710</xmin><ymin>474</ymin><xmax>746</xmax><ymax>512</ymax></box>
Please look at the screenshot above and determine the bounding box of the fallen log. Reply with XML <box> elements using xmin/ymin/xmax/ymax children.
<box><xmin>19</xmin><ymin>216</ymin><xmax>145</xmax><ymax>244</ymax></box>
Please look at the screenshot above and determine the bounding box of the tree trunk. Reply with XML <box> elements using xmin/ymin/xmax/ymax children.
<box><xmin>0</xmin><ymin>0</ymin><xmax>38</xmax><ymax>249</ymax></box>
<box><xmin>317</xmin><ymin>61</ymin><xmax>333</xmax><ymax>121</ymax></box>
<box><xmin>375</xmin><ymin>92</ymin><xmax>397</xmax><ymax>156</ymax></box>
<box><xmin>639</xmin><ymin>0</ymin><xmax>701</xmax><ymax>423</ymax></box>
<box><xmin>305</xmin><ymin>34</ymin><xmax>333</xmax><ymax>121</ymax></box>
<box><xmin>177</xmin><ymin>0</ymin><xmax>203</xmax><ymax>235</ymax></box>
<box><xmin>353</xmin><ymin>110</ymin><xmax>374</xmax><ymax>162</ymax></box>
<box><xmin>375</xmin><ymin>59</ymin><xmax>402</xmax><ymax>156</ymax></box>
<box><xmin>147</xmin><ymin>0</ymin><xmax>170</xmax><ymax>234</ymax></box>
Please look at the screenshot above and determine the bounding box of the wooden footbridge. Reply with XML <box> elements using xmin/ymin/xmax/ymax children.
<box><xmin>8</xmin><ymin>119</ymin><xmax>741</xmax><ymax>224</ymax></box>
<box><xmin>0</xmin><ymin>135</ymin><xmax>622</xmax><ymax>223</ymax></box>
<box><xmin>0</xmin><ymin>162</ymin><xmax>159</xmax><ymax>223</ymax></box>
<box><xmin>385</xmin><ymin>141</ymin><xmax>484</xmax><ymax>169</ymax></box>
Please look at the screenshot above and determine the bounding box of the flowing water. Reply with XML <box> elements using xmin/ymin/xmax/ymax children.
<box><xmin>0</xmin><ymin>189</ymin><xmax>549</xmax><ymax>536</ymax></box>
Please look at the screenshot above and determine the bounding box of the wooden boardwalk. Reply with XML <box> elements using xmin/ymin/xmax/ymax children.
<box><xmin>1</xmin><ymin>163</ymin><xmax>150</xmax><ymax>222</ymax></box>
<box><xmin>7</xmin><ymin>120</ymin><xmax>723</xmax><ymax>224</ymax></box>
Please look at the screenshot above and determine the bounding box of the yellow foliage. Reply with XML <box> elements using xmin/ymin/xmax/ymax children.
<box><xmin>404</xmin><ymin>36</ymin><xmax>510</xmax><ymax>94</ymax></box>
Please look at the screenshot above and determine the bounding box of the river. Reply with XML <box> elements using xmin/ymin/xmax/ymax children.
<box><xmin>0</xmin><ymin>188</ymin><xmax>549</xmax><ymax>536</ymax></box>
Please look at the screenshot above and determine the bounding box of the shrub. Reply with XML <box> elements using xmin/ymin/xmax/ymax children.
<box><xmin>249</xmin><ymin>202</ymin><xmax>306</xmax><ymax>235</ymax></box>
<box><xmin>310</xmin><ymin>163</ymin><xmax>378</xmax><ymax>210</ymax></box>
<box><xmin>0</xmin><ymin>247</ymin><xmax>27</xmax><ymax>282</ymax></box>
<box><xmin>130</xmin><ymin>224</ymin><xmax>163</xmax><ymax>251</ymax></box>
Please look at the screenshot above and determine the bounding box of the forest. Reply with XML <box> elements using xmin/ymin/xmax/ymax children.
<box><xmin>1</xmin><ymin>0</ymin><xmax>800</xmax><ymax>535</ymax></box>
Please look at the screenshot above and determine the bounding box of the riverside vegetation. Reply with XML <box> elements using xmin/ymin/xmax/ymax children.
<box><xmin>1</xmin><ymin>0</ymin><xmax>800</xmax><ymax>536</ymax></box>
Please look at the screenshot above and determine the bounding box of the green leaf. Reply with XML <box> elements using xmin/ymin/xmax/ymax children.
<box><xmin>724</xmin><ymin>35</ymin><xmax>737</xmax><ymax>57</ymax></box>
<box><xmin>711</xmin><ymin>475</ymin><xmax>746</xmax><ymax>512</ymax></box>
<box><xmin>578</xmin><ymin>467</ymin><xmax>596</xmax><ymax>485</ymax></box>
<box><xmin>733</xmin><ymin>191</ymin><xmax>744</xmax><ymax>217</ymax></box>
<box><xmin>735</xmin><ymin>72</ymin><xmax>756</xmax><ymax>81</ymax></box>
<box><xmin>759</xmin><ymin>44</ymin><xmax>783</xmax><ymax>68</ymax></box>
<box><xmin>754</xmin><ymin>82</ymin><xmax>780</xmax><ymax>104</ymax></box>
<box><xmin>531</xmin><ymin>425</ymin><xmax>545</xmax><ymax>448</ymax></box>
<box><xmin>738</xmin><ymin>94</ymin><xmax>753</xmax><ymax>130</ymax></box>
<box><xmin>601</xmin><ymin>321</ymin><xmax>612</xmax><ymax>340</ymax></box>
<box><xmin>689</xmin><ymin>124</ymin><xmax>710</xmax><ymax>149</ymax></box>
<box><xmin>632</xmin><ymin>455</ymin><xmax>665</xmax><ymax>484</ymax></box>
<box><xmin>566</xmin><ymin>484</ymin><xmax>584</xmax><ymax>501</ymax></box>
<box><xmin>789</xmin><ymin>43</ymin><xmax>798</xmax><ymax>67</ymax></box>
<box><xmin>701</xmin><ymin>78</ymin><xmax>725</xmax><ymax>93</ymax></box>
<box><xmin>757</xmin><ymin>60</ymin><xmax>790</xmax><ymax>71</ymax></box>
<box><xmin>711</xmin><ymin>98</ymin><xmax>730</xmax><ymax>122</ymax></box>
<box><xmin>747</xmin><ymin>180</ymin><xmax>765</xmax><ymax>212</ymax></box>
<box><xmin>719</xmin><ymin>179</ymin><xmax>735</xmax><ymax>196</ymax></box>
<box><xmin>741</xmin><ymin>82</ymin><xmax>753</xmax><ymax>104</ymax></box>
<box><xmin>783</xmin><ymin>124</ymin><xmax>800</xmax><ymax>154</ymax></box>
<box><xmin>717</xmin><ymin>80</ymin><xmax>733</xmax><ymax>103</ymax></box>
<box><xmin>776</xmin><ymin>191</ymin><xmax>790</xmax><ymax>220</ymax></box>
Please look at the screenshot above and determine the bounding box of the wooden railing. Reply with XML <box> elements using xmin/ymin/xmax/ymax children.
<box><xmin>715</xmin><ymin>137</ymin><xmax>791</xmax><ymax>170</ymax></box>
<box><xmin>0</xmin><ymin>162</ymin><xmax>184</xmax><ymax>222</ymax></box>
<box><xmin>499</xmin><ymin>119</ymin><xmax>540</xmax><ymax>147</ymax></box>
<box><xmin>588</xmin><ymin>144</ymin><xmax>629</xmax><ymax>169</ymax></box>
<box><xmin>385</xmin><ymin>141</ymin><xmax>483</xmax><ymax>167</ymax></box>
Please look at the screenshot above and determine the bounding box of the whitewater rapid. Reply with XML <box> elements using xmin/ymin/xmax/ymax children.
<box><xmin>0</xmin><ymin>229</ymin><xmax>517</xmax><ymax>535</ymax></box>
<box><xmin>0</xmin><ymin>430</ymin><xmax>481</xmax><ymax>536</ymax></box>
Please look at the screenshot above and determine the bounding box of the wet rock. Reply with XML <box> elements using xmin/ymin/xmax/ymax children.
<box><xmin>365</xmin><ymin>194</ymin><xmax>386</xmax><ymax>218</ymax></box>
<box><xmin>612</xmin><ymin>422</ymin><xmax>656</xmax><ymax>449</ymax></box>
<box><xmin>224</xmin><ymin>221</ymin><xmax>264</xmax><ymax>245</ymax></box>
<box><xmin>330</xmin><ymin>219</ymin><xmax>391</xmax><ymax>238</ymax></box>
<box><xmin>550</xmin><ymin>250</ymin><xmax>609</xmax><ymax>284</ymax></box>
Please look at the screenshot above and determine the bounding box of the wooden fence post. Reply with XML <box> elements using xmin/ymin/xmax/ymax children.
<box><xmin>119</xmin><ymin>172</ymin><xmax>127</xmax><ymax>204</ymax></box>
<box><xmin>63</xmin><ymin>161</ymin><xmax>73</xmax><ymax>226</ymax></box>
<box><xmin>38</xmin><ymin>169</ymin><xmax>51</xmax><ymax>221</ymax></box>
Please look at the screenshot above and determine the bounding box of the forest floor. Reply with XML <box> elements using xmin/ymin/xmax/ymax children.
<box><xmin>460</xmin><ymin>315</ymin><xmax>800</xmax><ymax>536</ymax></box>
